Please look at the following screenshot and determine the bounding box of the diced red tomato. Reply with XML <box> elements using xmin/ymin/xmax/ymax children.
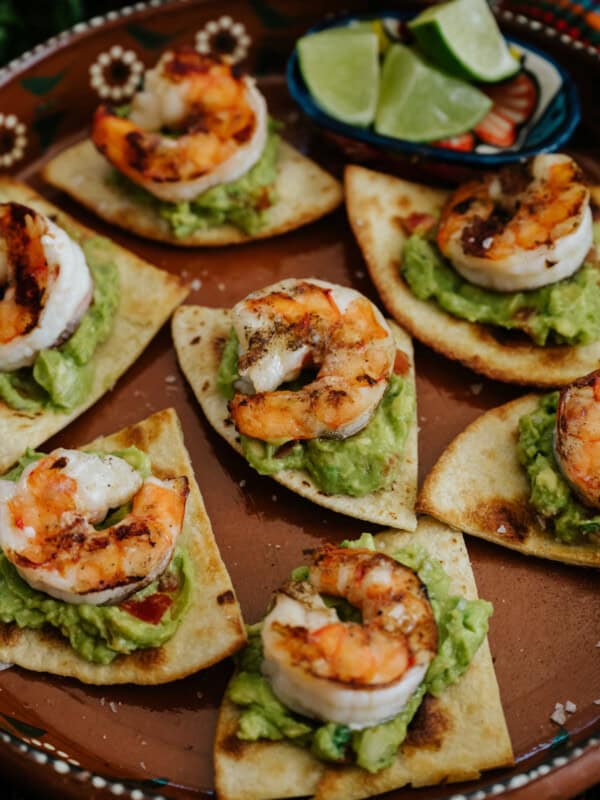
<box><xmin>433</xmin><ymin>132</ymin><xmax>475</xmax><ymax>152</ymax></box>
<box><xmin>395</xmin><ymin>211</ymin><xmax>437</xmax><ymax>236</ymax></box>
<box><xmin>393</xmin><ymin>350</ymin><xmax>410</xmax><ymax>375</ymax></box>
<box><xmin>474</xmin><ymin>72</ymin><xmax>538</xmax><ymax>148</ymax></box>
<box><xmin>121</xmin><ymin>592</ymin><xmax>173</xmax><ymax>624</ymax></box>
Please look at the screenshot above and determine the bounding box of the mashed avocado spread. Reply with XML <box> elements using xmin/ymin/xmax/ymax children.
<box><xmin>217</xmin><ymin>329</ymin><xmax>414</xmax><ymax>497</ymax></box>
<box><xmin>518</xmin><ymin>392</ymin><xmax>600</xmax><ymax>543</ymax></box>
<box><xmin>0</xmin><ymin>235</ymin><xmax>119</xmax><ymax>413</ymax></box>
<box><xmin>0</xmin><ymin>447</ymin><xmax>192</xmax><ymax>664</ymax></box>
<box><xmin>402</xmin><ymin>232</ymin><xmax>600</xmax><ymax>346</ymax></box>
<box><xmin>227</xmin><ymin>534</ymin><xmax>492</xmax><ymax>773</ymax></box>
<box><xmin>111</xmin><ymin>122</ymin><xmax>281</xmax><ymax>238</ymax></box>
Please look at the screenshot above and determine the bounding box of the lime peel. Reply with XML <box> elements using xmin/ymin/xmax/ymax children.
<box><xmin>297</xmin><ymin>29</ymin><xmax>379</xmax><ymax>127</ymax></box>
<box><xmin>374</xmin><ymin>44</ymin><xmax>492</xmax><ymax>143</ymax></box>
<box><xmin>409</xmin><ymin>0</ymin><xmax>520</xmax><ymax>83</ymax></box>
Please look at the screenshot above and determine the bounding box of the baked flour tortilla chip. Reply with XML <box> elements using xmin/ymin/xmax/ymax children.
<box><xmin>214</xmin><ymin>518</ymin><xmax>513</xmax><ymax>800</ymax></box>
<box><xmin>0</xmin><ymin>407</ymin><xmax>246</xmax><ymax>684</ymax></box>
<box><xmin>42</xmin><ymin>139</ymin><xmax>343</xmax><ymax>246</ymax></box>
<box><xmin>0</xmin><ymin>178</ymin><xmax>188</xmax><ymax>473</ymax></box>
<box><xmin>419</xmin><ymin>396</ymin><xmax>600</xmax><ymax>568</ymax></box>
<box><xmin>172</xmin><ymin>304</ymin><xmax>418</xmax><ymax>529</ymax></box>
<box><xmin>345</xmin><ymin>165</ymin><xmax>600</xmax><ymax>387</ymax></box>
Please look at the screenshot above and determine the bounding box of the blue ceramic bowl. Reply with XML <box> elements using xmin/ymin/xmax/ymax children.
<box><xmin>287</xmin><ymin>10</ymin><xmax>581</xmax><ymax>169</ymax></box>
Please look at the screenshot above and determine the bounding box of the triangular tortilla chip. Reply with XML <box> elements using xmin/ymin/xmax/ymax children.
<box><xmin>172</xmin><ymin>305</ymin><xmax>418</xmax><ymax>529</ymax></box>
<box><xmin>214</xmin><ymin>518</ymin><xmax>513</xmax><ymax>800</ymax></box>
<box><xmin>419</xmin><ymin>395</ymin><xmax>600</xmax><ymax>567</ymax></box>
<box><xmin>0</xmin><ymin>179</ymin><xmax>188</xmax><ymax>473</ymax></box>
<box><xmin>345</xmin><ymin>165</ymin><xmax>600</xmax><ymax>387</ymax></box>
<box><xmin>42</xmin><ymin>139</ymin><xmax>342</xmax><ymax>246</ymax></box>
<box><xmin>0</xmin><ymin>408</ymin><xmax>246</xmax><ymax>683</ymax></box>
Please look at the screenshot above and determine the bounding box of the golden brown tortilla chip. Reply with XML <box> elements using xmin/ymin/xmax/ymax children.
<box><xmin>0</xmin><ymin>179</ymin><xmax>188</xmax><ymax>473</ymax></box>
<box><xmin>345</xmin><ymin>164</ymin><xmax>600</xmax><ymax>387</ymax></box>
<box><xmin>419</xmin><ymin>395</ymin><xmax>600</xmax><ymax>567</ymax></box>
<box><xmin>214</xmin><ymin>518</ymin><xmax>513</xmax><ymax>800</ymax></box>
<box><xmin>42</xmin><ymin>139</ymin><xmax>343</xmax><ymax>246</ymax></box>
<box><xmin>0</xmin><ymin>408</ymin><xmax>246</xmax><ymax>684</ymax></box>
<box><xmin>172</xmin><ymin>304</ymin><xmax>418</xmax><ymax>529</ymax></box>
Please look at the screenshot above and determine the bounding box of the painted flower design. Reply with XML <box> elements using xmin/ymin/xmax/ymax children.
<box><xmin>89</xmin><ymin>45</ymin><xmax>144</xmax><ymax>101</ymax></box>
<box><xmin>0</xmin><ymin>114</ymin><xmax>27</xmax><ymax>168</ymax></box>
<box><xmin>195</xmin><ymin>16</ymin><xmax>251</xmax><ymax>63</ymax></box>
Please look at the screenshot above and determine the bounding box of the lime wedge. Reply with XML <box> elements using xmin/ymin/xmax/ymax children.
<box><xmin>375</xmin><ymin>45</ymin><xmax>492</xmax><ymax>142</ymax></box>
<box><xmin>297</xmin><ymin>29</ymin><xmax>379</xmax><ymax>126</ymax></box>
<box><xmin>409</xmin><ymin>0</ymin><xmax>519</xmax><ymax>83</ymax></box>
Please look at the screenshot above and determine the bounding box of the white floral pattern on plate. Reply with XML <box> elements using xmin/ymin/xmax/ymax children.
<box><xmin>195</xmin><ymin>15</ymin><xmax>251</xmax><ymax>63</ymax></box>
<box><xmin>89</xmin><ymin>45</ymin><xmax>145</xmax><ymax>101</ymax></box>
<box><xmin>0</xmin><ymin>113</ymin><xmax>27</xmax><ymax>168</ymax></box>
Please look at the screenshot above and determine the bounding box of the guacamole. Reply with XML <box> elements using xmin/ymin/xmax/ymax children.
<box><xmin>217</xmin><ymin>330</ymin><xmax>414</xmax><ymax>497</ymax></box>
<box><xmin>111</xmin><ymin>122</ymin><xmax>281</xmax><ymax>238</ymax></box>
<box><xmin>0</xmin><ymin>235</ymin><xmax>119</xmax><ymax>413</ymax></box>
<box><xmin>227</xmin><ymin>533</ymin><xmax>492</xmax><ymax>773</ymax></box>
<box><xmin>518</xmin><ymin>392</ymin><xmax>600</xmax><ymax>543</ymax></box>
<box><xmin>401</xmin><ymin>234</ymin><xmax>600</xmax><ymax>346</ymax></box>
<box><xmin>0</xmin><ymin>447</ymin><xmax>192</xmax><ymax>664</ymax></box>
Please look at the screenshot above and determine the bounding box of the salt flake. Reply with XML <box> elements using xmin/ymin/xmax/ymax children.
<box><xmin>550</xmin><ymin>703</ymin><xmax>566</xmax><ymax>725</ymax></box>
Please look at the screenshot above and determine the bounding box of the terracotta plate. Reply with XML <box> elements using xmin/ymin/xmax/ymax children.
<box><xmin>0</xmin><ymin>1</ymin><xmax>599</xmax><ymax>799</ymax></box>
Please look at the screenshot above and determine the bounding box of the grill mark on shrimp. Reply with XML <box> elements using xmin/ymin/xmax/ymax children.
<box><xmin>163</xmin><ymin>47</ymin><xmax>214</xmax><ymax>79</ymax></box>
<box><xmin>0</xmin><ymin>203</ymin><xmax>93</xmax><ymax>368</ymax></box>
<box><xmin>0</xmin><ymin>203</ymin><xmax>48</xmax><ymax>335</ymax></box>
<box><xmin>125</xmin><ymin>130</ymin><xmax>152</xmax><ymax>173</ymax></box>
<box><xmin>461</xmin><ymin>208</ymin><xmax>513</xmax><ymax>257</ymax></box>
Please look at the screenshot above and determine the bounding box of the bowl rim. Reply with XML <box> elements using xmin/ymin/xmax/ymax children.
<box><xmin>286</xmin><ymin>9</ymin><xmax>581</xmax><ymax>166</ymax></box>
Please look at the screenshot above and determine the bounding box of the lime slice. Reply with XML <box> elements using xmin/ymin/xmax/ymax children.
<box><xmin>375</xmin><ymin>45</ymin><xmax>492</xmax><ymax>142</ymax></box>
<box><xmin>409</xmin><ymin>0</ymin><xmax>519</xmax><ymax>83</ymax></box>
<box><xmin>297</xmin><ymin>29</ymin><xmax>379</xmax><ymax>126</ymax></box>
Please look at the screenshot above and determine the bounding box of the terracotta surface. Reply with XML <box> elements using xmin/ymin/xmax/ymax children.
<box><xmin>0</xmin><ymin>2</ymin><xmax>598</xmax><ymax>799</ymax></box>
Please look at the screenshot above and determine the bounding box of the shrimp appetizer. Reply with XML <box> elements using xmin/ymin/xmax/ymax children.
<box><xmin>229</xmin><ymin>279</ymin><xmax>396</xmax><ymax>441</ymax></box>
<box><xmin>261</xmin><ymin>545</ymin><xmax>437</xmax><ymax>729</ymax></box>
<box><xmin>437</xmin><ymin>154</ymin><xmax>592</xmax><ymax>292</ymax></box>
<box><xmin>0</xmin><ymin>180</ymin><xmax>187</xmax><ymax>474</ymax></box>
<box><xmin>92</xmin><ymin>48</ymin><xmax>269</xmax><ymax>204</ymax></box>
<box><xmin>0</xmin><ymin>409</ymin><xmax>245</xmax><ymax>684</ymax></box>
<box><xmin>0</xmin><ymin>448</ymin><xmax>189</xmax><ymax>605</ymax></box>
<box><xmin>172</xmin><ymin>279</ymin><xmax>418</xmax><ymax>529</ymax></box>
<box><xmin>419</xmin><ymin>369</ymin><xmax>600</xmax><ymax>567</ymax></box>
<box><xmin>215</xmin><ymin>523</ymin><xmax>513</xmax><ymax>800</ymax></box>
<box><xmin>43</xmin><ymin>48</ymin><xmax>342</xmax><ymax>246</ymax></box>
<box><xmin>345</xmin><ymin>158</ymin><xmax>600</xmax><ymax>386</ymax></box>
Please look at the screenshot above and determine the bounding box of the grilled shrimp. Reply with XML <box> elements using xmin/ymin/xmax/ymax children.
<box><xmin>92</xmin><ymin>48</ymin><xmax>268</xmax><ymax>203</ymax></box>
<box><xmin>261</xmin><ymin>546</ymin><xmax>437</xmax><ymax>729</ymax></box>
<box><xmin>0</xmin><ymin>449</ymin><xmax>189</xmax><ymax>605</ymax></box>
<box><xmin>0</xmin><ymin>203</ymin><xmax>93</xmax><ymax>371</ymax></box>
<box><xmin>554</xmin><ymin>369</ymin><xmax>600</xmax><ymax>510</ymax></box>
<box><xmin>229</xmin><ymin>279</ymin><xmax>396</xmax><ymax>441</ymax></box>
<box><xmin>437</xmin><ymin>154</ymin><xmax>593</xmax><ymax>292</ymax></box>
